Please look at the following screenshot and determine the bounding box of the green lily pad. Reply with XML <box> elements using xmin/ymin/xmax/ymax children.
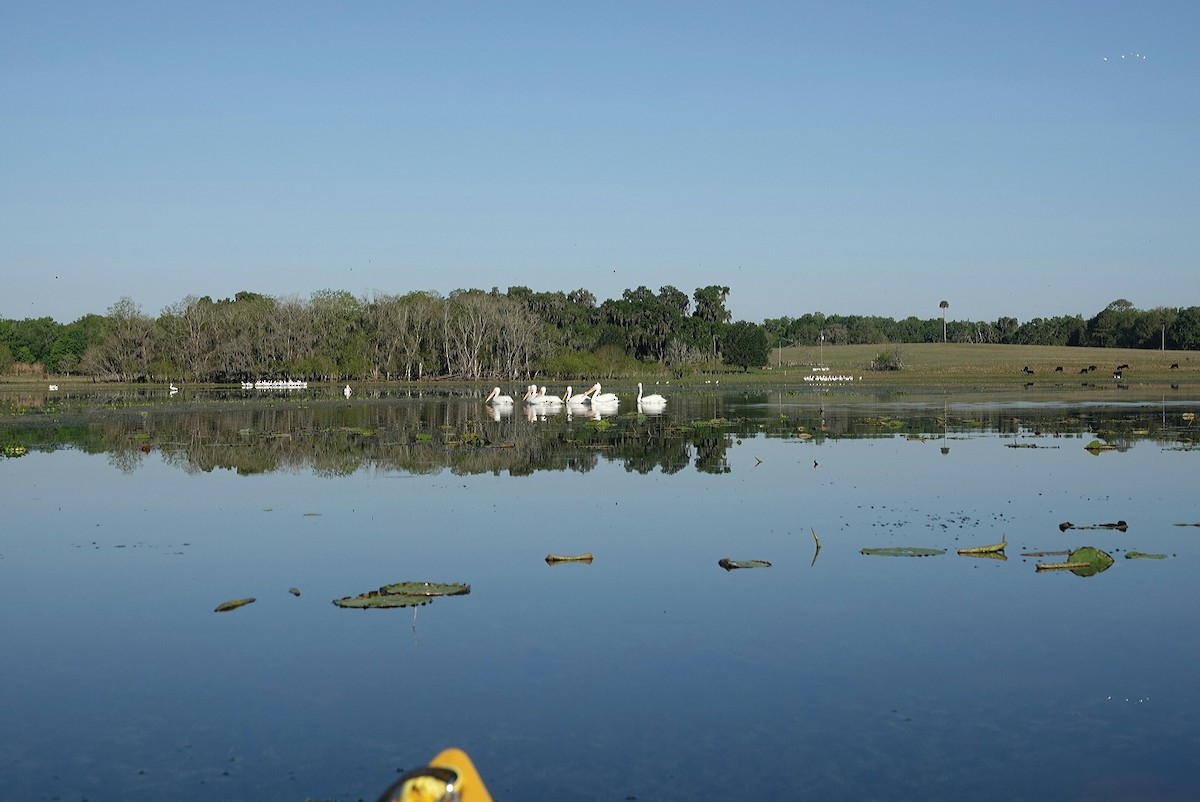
<box><xmin>333</xmin><ymin>591</ymin><xmax>432</xmax><ymax>609</ymax></box>
<box><xmin>333</xmin><ymin>581</ymin><xmax>470</xmax><ymax>609</ymax></box>
<box><xmin>1125</xmin><ymin>551</ymin><xmax>1169</xmax><ymax>560</ymax></box>
<box><xmin>1067</xmin><ymin>546</ymin><xmax>1115</xmax><ymax>577</ymax></box>
<box><xmin>860</xmin><ymin>547</ymin><xmax>946</xmax><ymax>557</ymax></box>
<box><xmin>378</xmin><ymin>581</ymin><xmax>471</xmax><ymax>597</ymax></box>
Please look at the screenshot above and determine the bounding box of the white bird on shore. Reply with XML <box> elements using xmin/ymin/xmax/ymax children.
<box><xmin>343</xmin><ymin>385</ymin><xmax>352</xmax><ymax>398</ymax></box>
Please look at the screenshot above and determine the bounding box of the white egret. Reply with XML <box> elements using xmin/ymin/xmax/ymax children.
<box><xmin>343</xmin><ymin>384</ymin><xmax>352</xmax><ymax>398</ymax></box>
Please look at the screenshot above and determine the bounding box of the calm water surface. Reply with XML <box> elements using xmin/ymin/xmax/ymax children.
<box><xmin>2</xmin><ymin>387</ymin><xmax>1198</xmax><ymax>801</ymax></box>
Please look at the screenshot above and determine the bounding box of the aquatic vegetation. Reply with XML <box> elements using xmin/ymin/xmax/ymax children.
<box><xmin>1059</xmin><ymin>520</ymin><xmax>1128</xmax><ymax>532</ymax></box>
<box><xmin>1085</xmin><ymin>440</ymin><xmax>1117</xmax><ymax>453</ymax></box>
<box><xmin>333</xmin><ymin>581</ymin><xmax>470</xmax><ymax>609</ymax></box>
<box><xmin>214</xmin><ymin>597</ymin><xmax>256</xmax><ymax>612</ymax></box>
<box><xmin>1125</xmin><ymin>551</ymin><xmax>1169</xmax><ymax>560</ymax></box>
<box><xmin>718</xmin><ymin>558</ymin><xmax>772</xmax><ymax>570</ymax></box>
<box><xmin>545</xmin><ymin>553</ymin><xmax>593</xmax><ymax>564</ymax></box>
<box><xmin>957</xmin><ymin>540</ymin><xmax>1007</xmax><ymax>555</ymax></box>
<box><xmin>860</xmin><ymin>547</ymin><xmax>945</xmax><ymax>557</ymax></box>
<box><xmin>1035</xmin><ymin>547</ymin><xmax>1115</xmax><ymax>576</ymax></box>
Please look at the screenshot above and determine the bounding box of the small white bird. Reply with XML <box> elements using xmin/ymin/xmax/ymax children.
<box><xmin>343</xmin><ymin>385</ymin><xmax>352</xmax><ymax>398</ymax></box>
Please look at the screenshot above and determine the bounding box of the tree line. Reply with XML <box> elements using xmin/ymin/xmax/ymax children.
<box><xmin>0</xmin><ymin>285</ymin><xmax>759</xmax><ymax>382</ymax></box>
<box><xmin>763</xmin><ymin>299</ymin><xmax>1200</xmax><ymax>352</ymax></box>
<box><xmin>1</xmin><ymin>291</ymin><xmax>1194</xmax><ymax>382</ymax></box>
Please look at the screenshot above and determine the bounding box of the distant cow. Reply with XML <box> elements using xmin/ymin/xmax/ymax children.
<box><xmin>1113</xmin><ymin>371</ymin><xmax>1123</xmax><ymax>380</ymax></box>
<box><xmin>1116</xmin><ymin>363</ymin><xmax>1130</xmax><ymax>370</ymax></box>
<box><xmin>1079</xmin><ymin>368</ymin><xmax>1089</xmax><ymax>374</ymax></box>
<box><xmin>1171</xmin><ymin>363</ymin><xmax>1180</xmax><ymax>369</ymax></box>
<box><xmin>1088</xmin><ymin>365</ymin><xmax>1097</xmax><ymax>372</ymax></box>
<box><xmin>1022</xmin><ymin>366</ymin><xmax>1034</xmax><ymax>374</ymax></box>
<box><xmin>1055</xmin><ymin>366</ymin><xmax>1064</xmax><ymax>372</ymax></box>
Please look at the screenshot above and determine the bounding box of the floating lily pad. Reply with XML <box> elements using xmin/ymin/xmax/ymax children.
<box><xmin>378</xmin><ymin>581</ymin><xmax>470</xmax><ymax>597</ymax></box>
<box><xmin>333</xmin><ymin>591</ymin><xmax>432</xmax><ymax>609</ymax></box>
<box><xmin>545</xmin><ymin>553</ymin><xmax>593</xmax><ymax>564</ymax></box>
<box><xmin>1036</xmin><ymin>546</ymin><xmax>1114</xmax><ymax>576</ymax></box>
<box><xmin>214</xmin><ymin>597</ymin><xmax>255</xmax><ymax>612</ymax></box>
<box><xmin>1085</xmin><ymin>440</ymin><xmax>1117</xmax><ymax>453</ymax></box>
<box><xmin>957</xmin><ymin>540</ymin><xmax>1007</xmax><ymax>555</ymax></box>
<box><xmin>1125</xmin><ymin>551</ymin><xmax>1169</xmax><ymax>560</ymax></box>
<box><xmin>1068</xmin><ymin>546</ymin><xmax>1115</xmax><ymax>576</ymax></box>
<box><xmin>333</xmin><ymin>581</ymin><xmax>470</xmax><ymax>609</ymax></box>
<box><xmin>718</xmin><ymin>558</ymin><xmax>772</xmax><ymax>570</ymax></box>
<box><xmin>860</xmin><ymin>547</ymin><xmax>945</xmax><ymax>557</ymax></box>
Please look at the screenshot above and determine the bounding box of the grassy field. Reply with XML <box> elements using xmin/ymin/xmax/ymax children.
<box><xmin>764</xmin><ymin>342</ymin><xmax>1197</xmax><ymax>389</ymax></box>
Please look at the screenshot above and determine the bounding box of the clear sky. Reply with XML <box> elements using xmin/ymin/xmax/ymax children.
<box><xmin>3</xmin><ymin>2</ymin><xmax>1197</xmax><ymax>325</ymax></box>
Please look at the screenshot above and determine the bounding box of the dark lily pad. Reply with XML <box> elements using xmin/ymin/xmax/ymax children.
<box><xmin>214</xmin><ymin>597</ymin><xmax>256</xmax><ymax>612</ymax></box>
<box><xmin>1125</xmin><ymin>551</ymin><xmax>1169</xmax><ymax>560</ymax></box>
<box><xmin>718</xmin><ymin>558</ymin><xmax>772</xmax><ymax>570</ymax></box>
<box><xmin>860</xmin><ymin>547</ymin><xmax>945</xmax><ymax>557</ymax></box>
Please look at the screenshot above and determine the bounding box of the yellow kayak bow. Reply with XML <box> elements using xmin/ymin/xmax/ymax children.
<box><xmin>377</xmin><ymin>748</ymin><xmax>495</xmax><ymax>802</ymax></box>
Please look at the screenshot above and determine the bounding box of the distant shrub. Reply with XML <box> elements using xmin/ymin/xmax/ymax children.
<box><xmin>870</xmin><ymin>347</ymin><xmax>904</xmax><ymax>371</ymax></box>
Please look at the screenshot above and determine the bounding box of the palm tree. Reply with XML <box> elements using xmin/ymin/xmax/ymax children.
<box><xmin>939</xmin><ymin>300</ymin><xmax>949</xmax><ymax>343</ymax></box>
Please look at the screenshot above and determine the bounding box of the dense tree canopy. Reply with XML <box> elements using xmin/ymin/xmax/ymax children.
<box><xmin>2</xmin><ymin>292</ymin><xmax>1197</xmax><ymax>381</ymax></box>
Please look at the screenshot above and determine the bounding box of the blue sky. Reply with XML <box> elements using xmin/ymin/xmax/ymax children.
<box><xmin>3</xmin><ymin>2</ymin><xmax>1197</xmax><ymax>325</ymax></box>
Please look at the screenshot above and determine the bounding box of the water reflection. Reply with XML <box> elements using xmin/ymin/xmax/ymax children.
<box><xmin>2</xmin><ymin>388</ymin><xmax>1197</xmax><ymax>478</ymax></box>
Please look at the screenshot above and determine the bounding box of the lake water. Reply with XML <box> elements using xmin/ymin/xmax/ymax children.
<box><xmin>2</xmin><ymin>386</ymin><xmax>1198</xmax><ymax>801</ymax></box>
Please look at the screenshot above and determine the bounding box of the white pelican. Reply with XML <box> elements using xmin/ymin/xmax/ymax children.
<box><xmin>521</xmin><ymin>384</ymin><xmax>540</xmax><ymax>403</ymax></box>
<box><xmin>484</xmin><ymin>386</ymin><xmax>514</xmax><ymax>405</ymax></box>
<box><xmin>585</xmin><ymin>382</ymin><xmax>618</xmax><ymax>405</ymax></box>
<box><xmin>48</xmin><ymin>384</ymin><xmax>58</xmax><ymax>391</ymax></box>
<box><xmin>636</xmin><ymin>382</ymin><xmax>666</xmax><ymax>407</ymax></box>
<box><xmin>343</xmin><ymin>384</ymin><xmax>352</xmax><ymax>398</ymax></box>
<box><xmin>564</xmin><ymin>385</ymin><xmax>591</xmax><ymax>406</ymax></box>
<box><xmin>536</xmin><ymin>386</ymin><xmax>564</xmax><ymax>408</ymax></box>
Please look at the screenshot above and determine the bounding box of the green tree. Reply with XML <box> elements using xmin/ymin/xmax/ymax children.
<box><xmin>721</xmin><ymin>321</ymin><xmax>769</xmax><ymax>372</ymax></box>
